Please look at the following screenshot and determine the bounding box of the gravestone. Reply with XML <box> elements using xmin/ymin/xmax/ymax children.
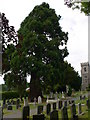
<box><xmin>64</xmin><ymin>101</ymin><xmax>67</xmax><ymax>107</ymax></box>
<box><xmin>54</xmin><ymin>92</ymin><xmax>58</xmax><ymax>100</ymax></box>
<box><xmin>53</xmin><ymin>102</ymin><xmax>56</xmax><ymax>110</ymax></box>
<box><xmin>86</xmin><ymin>99</ymin><xmax>90</xmax><ymax>109</ymax></box>
<box><xmin>22</xmin><ymin>105</ymin><xmax>30</xmax><ymax>120</ymax></box>
<box><xmin>46</xmin><ymin>103</ymin><xmax>51</xmax><ymax>115</ymax></box>
<box><xmin>7</xmin><ymin>105</ymin><xmax>12</xmax><ymax>110</ymax></box>
<box><xmin>38</xmin><ymin>96</ymin><xmax>42</xmax><ymax>104</ymax></box>
<box><xmin>37</xmin><ymin>105</ymin><xmax>43</xmax><ymax>114</ymax></box>
<box><xmin>62</xmin><ymin>91</ymin><xmax>65</xmax><ymax>98</ymax></box>
<box><xmin>34</xmin><ymin>98</ymin><xmax>37</xmax><ymax>105</ymax></box>
<box><xmin>50</xmin><ymin>92</ymin><xmax>53</xmax><ymax>98</ymax></box>
<box><xmin>33</xmin><ymin>114</ymin><xmax>45</xmax><ymax>120</ymax></box>
<box><xmin>50</xmin><ymin>110</ymin><xmax>58</xmax><ymax>120</ymax></box>
<box><xmin>70</xmin><ymin>103</ymin><xmax>78</xmax><ymax>119</ymax></box>
<box><xmin>24</xmin><ymin>97</ymin><xmax>28</xmax><ymax>106</ymax></box>
<box><xmin>58</xmin><ymin>101</ymin><xmax>62</xmax><ymax>109</ymax></box>
<box><xmin>78</xmin><ymin>103</ymin><xmax>82</xmax><ymax>114</ymax></box>
<box><xmin>0</xmin><ymin>107</ymin><xmax>3</xmax><ymax>120</ymax></box>
<box><xmin>61</xmin><ymin>106</ymin><xmax>68</xmax><ymax>120</ymax></box>
<box><xmin>16</xmin><ymin>98</ymin><xmax>20</xmax><ymax>109</ymax></box>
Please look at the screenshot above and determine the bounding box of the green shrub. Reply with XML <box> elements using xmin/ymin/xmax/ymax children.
<box><xmin>0</xmin><ymin>91</ymin><xmax>20</xmax><ymax>100</ymax></box>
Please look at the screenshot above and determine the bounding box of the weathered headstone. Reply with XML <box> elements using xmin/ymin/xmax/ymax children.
<box><xmin>58</xmin><ymin>101</ymin><xmax>62</xmax><ymax>109</ymax></box>
<box><xmin>37</xmin><ymin>105</ymin><xmax>43</xmax><ymax>114</ymax></box>
<box><xmin>46</xmin><ymin>103</ymin><xmax>51</xmax><ymax>115</ymax></box>
<box><xmin>22</xmin><ymin>105</ymin><xmax>30</xmax><ymax>120</ymax></box>
<box><xmin>53</xmin><ymin>102</ymin><xmax>56</xmax><ymax>110</ymax></box>
<box><xmin>7</xmin><ymin>105</ymin><xmax>12</xmax><ymax>110</ymax></box>
<box><xmin>33</xmin><ymin>114</ymin><xmax>45</xmax><ymax>120</ymax></box>
<box><xmin>61</xmin><ymin>106</ymin><xmax>68</xmax><ymax>120</ymax></box>
<box><xmin>78</xmin><ymin>103</ymin><xmax>82</xmax><ymax>114</ymax></box>
<box><xmin>38</xmin><ymin>96</ymin><xmax>42</xmax><ymax>104</ymax></box>
<box><xmin>0</xmin><ymin>107</ymin><xmax>3</xmax><ymax>120</ymax></box>
<box><xmin>50</xmin><ymin>110</ymin><xmax>58</xmax><ymax>120</ymax></box>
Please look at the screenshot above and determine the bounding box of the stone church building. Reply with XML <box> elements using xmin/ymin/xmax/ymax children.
<box><xmin>81</xmin><ymin>62</ymin><xmax>90</xmax><ymax>90</ymax></box>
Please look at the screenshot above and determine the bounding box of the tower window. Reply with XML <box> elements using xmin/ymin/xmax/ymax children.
<box><xmin>84</xmin><ymin>67</ymin><xmax>87</xmax><ymax>72</ymax></box>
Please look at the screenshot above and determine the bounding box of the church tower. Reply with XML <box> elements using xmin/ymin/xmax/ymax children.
<box><xmin>81</xmin><ymin>62</ymin><xmax>90</xmax><ymax>90</ymax></box>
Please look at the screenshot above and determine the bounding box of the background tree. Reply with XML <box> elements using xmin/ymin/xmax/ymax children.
<box><xmin>16</xmin><ymin>2</ymin><xmax>69</xmax><ymax>101</ymax></box>
<box><xmin>1</xmin><ymin>13</ymin><xmax>27</xmax><ymax>98</ymax></box>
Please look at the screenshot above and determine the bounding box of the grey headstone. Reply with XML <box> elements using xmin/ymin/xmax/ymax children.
<box><xmin>61</xmin><ymin>106</ymin><xmax>68</xmax><ymax>120</ymax></box>
<box><xmin>78</xmin><ymin>103</ymin><xmax>82</xmax><ymax>114</ymax></box>
<box><xmin>37</xmin><ymin>105</ymin><xmax>43</xmax><ymax>114</ymax></box>
<box><xmin>38</xmin><ymin>96</ymin><xmax>42</xmax><ymax>104</ymax></box>
<box><xmin>7</xmin><ymin>105</ymin><xmax>12</xmax><ymax>110</ymax></box>
<box><xmin>50</xmin><ymin>110</ymin><xmax>58</xmax><ymax>120</ymax></box>
<box><xmin>33</xmin><ymin>114</ymin><xmax>45</xmax><ymax>120</ymax></box>
<box><xmin>22</xmin><ymin>105</ymin><xmax>30</xmax><ymax>120</ymax></box>
<box><xmin>0</xmin><ymin>106</ymin><xmax>3</xmax><ymax>120</ymax></box>
<box><xmin>53</xmin><ymin>102</ymin><xmax>56</xmax><ymax>110</ymax></box>
<box><xmin>46</xmin><ymin>103</ymin><xmax>51</xmax><ymax>115</ymax></box>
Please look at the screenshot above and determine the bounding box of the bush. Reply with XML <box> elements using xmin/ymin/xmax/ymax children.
<box><xmin>0</xmin><ymin>91</ymin><xmax>20</xmax><ymax>100</ymax></box>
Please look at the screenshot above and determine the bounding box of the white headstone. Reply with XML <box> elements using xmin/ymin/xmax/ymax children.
<box><xmin>38</xmin><ymin>96</ymin><xmax>42</xmax><ymax>104</ymax></box>
<box><xmin>24</xmin><ymin>97</ymin><xmax>28</xmax><ymax>106</ymax></box>
<box><xmin>62</xmin><ymin>91</ymin><xmax>65</xmax><ymax>98</ymax></box>
<box><xmin>0</xmin><ymin>107</ymin><xmax>3</xmax><ymax>120</ymax></box>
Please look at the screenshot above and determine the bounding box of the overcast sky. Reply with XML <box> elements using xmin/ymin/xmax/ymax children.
<box><xmin>0</xmin><ymin>0</ymin><xmax>88</xmax><ymax>84</ymax></box>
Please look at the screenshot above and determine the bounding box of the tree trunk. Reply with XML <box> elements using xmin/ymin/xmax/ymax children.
<box><xmin>29</xmin><ymin>72</ymin><xmax>42</xmax><ymax>102</ymax></box>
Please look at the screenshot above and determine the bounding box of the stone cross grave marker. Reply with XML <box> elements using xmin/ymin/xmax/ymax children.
<box><xmin>38</xmin><ymin>96</ymin><xmax>42</xmax><ymax>104</ymax></box>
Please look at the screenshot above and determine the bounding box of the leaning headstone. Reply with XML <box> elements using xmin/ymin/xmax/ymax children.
<box><xmin>53</xmin><ymin>102</ymin><xmax>56</xmax><ymax>110</ymax></box>
<box><xmin>46</xmin><ymin>103</ymin><xmax>51</xmax><ymax>115</ymax></box>
<box><xmin>0</xmin><ymin>106</ymin><xmax>3</xmax><ymax>120</ymax></box>
<box><xmin>70</xmin><ymin>103</ymin><xmax>78</xmax><ymax>119</ymax></box>
<box><xmin>37</xmin><ymin>105</ymin><xmax>43</xmax><ymax>114</ymax></box>
<box><xmin>33</xmin><ymin>114</ymin><xmax>45</xmax><ymax>120</ymax></box>
<box><xmin>22</xmin><ymin>105</ymin><xmax>30</xmax><ymax>120</ymax></box>
<box><xmin>58</xmin><ymin>101</ymin><xmax>62</xmax><ymax>109</ymax></box>
<box><xmin>61</xmin><ymin>106</ymin><xmax>68</xmax><ymax>120</ymax></box>
<box><xmin>78</xmin><ymin>103</ymin><xmax>82</xmax><ymax>114</ymax></box>
<box><xmin>50</xmin><ymin>110</ymin><xmax>58</xmax><ymax>120</ymax></box>
<box><xmin>7</xmin><ymin>105</ymin><xmax>12</xmax><ymax>110</ymax></box>
<box><xmin>38</xmin><ymin>96</ymin><xmax>42</xmax><ymax>104</ymax></box>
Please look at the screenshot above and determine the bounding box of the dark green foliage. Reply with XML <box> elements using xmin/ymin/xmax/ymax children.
<box><xmin>65</xmin><ymin>1</ymin><xmax>90</xmax><ymax>15</ymax></box>
<box><xmin>1</xmin><ymin>91</ymin><xmax>19</xmax><ymax>100</ymax></box>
